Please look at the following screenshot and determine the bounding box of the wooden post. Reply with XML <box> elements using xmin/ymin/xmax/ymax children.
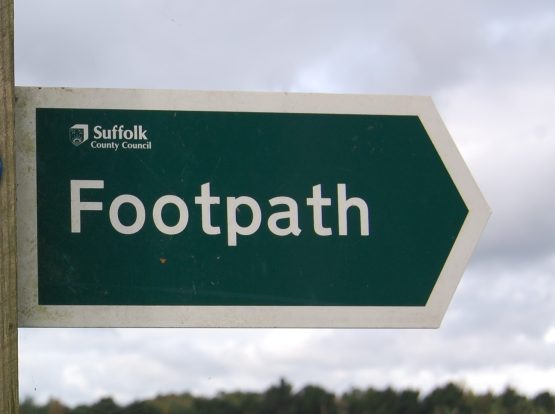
<box><xmin>0</xmin><ymin>0</ymin><xmax>18</xmax><ymax>412</ymax></box>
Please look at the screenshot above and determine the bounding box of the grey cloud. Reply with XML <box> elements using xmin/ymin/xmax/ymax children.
<box><xmin>15</xmin><ymin>0</ymin><xmax>555</xmax><ymax>96</ymax></box>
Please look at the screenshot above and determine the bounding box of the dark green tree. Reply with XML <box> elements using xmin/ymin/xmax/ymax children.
<box><xmin>260</xmin><ymin>378</ymin><xmax>295</xmax><ymax>414</ymax></box>
<box><xmin>465</xmin><ymin>391</ymin><xmax>496</xmax><ymax>414</ymax></box>
<box><xmin>342</xmin><ymin>388</ymin><xmax>387</xmax><ymax>414</ymax></box>
<box><xmin>120</xmin><ymin>400</ymin><xmax>162</xmax><ymax>414</ymax></box>
<box><xmin>394</xmin><ymin>389</ymin><xmax>420</xmax><ymax>414</ymax></box>
<box><xmin>20</xmin><ymin>397</ymin><xmax>47</xmax><ymax>414</ymax></box>
<box><xmin>339</xmin><ymin>388</ymin><xmax>364</xmax><ymax>414</ymax></box>
<box><xmin>533</xmin><ymin>392</ymin><xmax>555</xmax><ymax>414</ymax></box>
<box><xmin>499</xmin><ymin>387</ymin><xmax>536</xmax><ymax>414</ymax></box>
<box><xmin>193</xmin><ymin>395</ymin><xmax>240</xmax><ymax>414</ymax></box>
<box><xmin>70</xmin><ymin>405</ymin><xmax>93</xmax><ymax>414</ymax></box>
<box><xmin>421</xmin><ymin>383</ymin><xmax>471</xmax><ymax>414</ymax></box>
<box><xmin>341</xmin><ymin>387</ymin><xmax>411</xmax><ymax>414</ymax></box>
<box><xmin>87</xmin><ymin>397</ymin><xmax>120</xmax><ymax>414</ymax></box>
<box><xmin>293</xmin><ymin>385</ymin><xmax>337</xmax><ymax>414</ymax></box>
<box><xmin>220</xmin><ymin>391</ymin><xmax>261</xmax><ymax>414</ymax></box>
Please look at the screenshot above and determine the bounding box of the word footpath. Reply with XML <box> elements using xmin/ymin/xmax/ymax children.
<box><xmin>70</xmin><ymin>180</ymin><xmax>370</xmax><ymax>246</ymax></box>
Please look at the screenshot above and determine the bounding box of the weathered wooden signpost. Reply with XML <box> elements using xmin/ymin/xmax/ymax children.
<box><xmin>1</xmin><ymin>0</ymin><xmax>18</xmax><ymax>412</ymax></box>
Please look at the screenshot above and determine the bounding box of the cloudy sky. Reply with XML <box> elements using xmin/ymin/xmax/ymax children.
<box><xmin>14</xmin><ymin>0</ymin><xmax>555</xmax><ymax>406</ymax></box>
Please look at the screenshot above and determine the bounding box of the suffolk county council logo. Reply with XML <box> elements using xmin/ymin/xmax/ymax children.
<box><xmin>69</xmin><ymin>124</ymin><xmax>89</xmax><ymax>146</ymax></box>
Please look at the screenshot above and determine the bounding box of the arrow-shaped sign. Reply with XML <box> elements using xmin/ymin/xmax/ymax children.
<box><xmin>16</xmin><ymin>87</ymin><xmax>490</xmax><ymax>328</ymax></box>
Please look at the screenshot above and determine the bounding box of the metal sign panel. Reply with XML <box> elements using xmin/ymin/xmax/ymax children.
<box><xmin>15</xmin><ymin>87</ymin><xmax>490</xmax><ymax>327</ymax></box>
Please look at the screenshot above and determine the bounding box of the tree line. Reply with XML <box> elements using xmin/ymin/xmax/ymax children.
<box><xmin>20</xmin><ymin>379</ymin><xmax>555</xmax><ymax>414</ymax></box>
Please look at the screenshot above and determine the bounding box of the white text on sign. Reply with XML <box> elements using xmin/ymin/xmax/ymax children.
<box><xmin>70</xmin><ymin>180</ymin><xmax>370</xmax><ymax>246</ymax></box>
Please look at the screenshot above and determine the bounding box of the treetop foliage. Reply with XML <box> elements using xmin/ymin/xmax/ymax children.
<box><xmin>20</xmin><ymin>379</ymin><xmax>555</xmax><ymax>414</ymax></box>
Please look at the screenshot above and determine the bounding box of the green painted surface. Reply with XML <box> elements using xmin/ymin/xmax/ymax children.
<box><xmin>36</xmin><ymin>108</ymin><xmax>467</xmax><ymax>306</ymax></box>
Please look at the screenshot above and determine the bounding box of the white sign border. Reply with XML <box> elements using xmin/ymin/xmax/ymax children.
<box><xmin>15</xmin><ymin>87</ymin><xmax>490</xmax><ymax>328</ymax></box>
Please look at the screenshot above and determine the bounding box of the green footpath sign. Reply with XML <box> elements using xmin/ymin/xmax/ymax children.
<box><xmin>16</xmin><ymin>88</ymin><xmax>490</xmax><ymax>328</ymax></box>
